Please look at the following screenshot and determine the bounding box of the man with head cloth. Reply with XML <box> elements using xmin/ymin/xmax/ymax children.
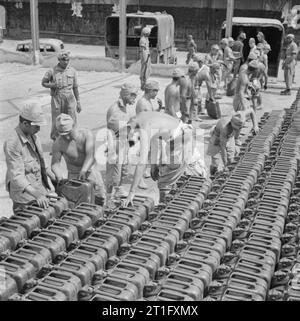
<box><xmin>281</xmin><ymin>34</ymin><xmax>298</xmax><ymax>95</ymax></box>
<box><xmin>51</xmin><ymin>113</ymin><xmax>106</xmax><ymax>205</ymax></box>
<box><xmin>136</xmin><ymin>80</ymin><xmax>160</xmax><ymax>114</ymax></box>
<box><xmin>4</xmin><ymin>101</ymin><xmax>54</xmax><ymax>213</ymax></box>
<box><xmin>42</xmin><ymin>50</ymin><xmax>81</xmax><ymax>141</ymax></box>
<box><xmin>106</xmin><ymin>82</ymin><xmax>138</xmax><ymax>201</ymax></box>
<box><xmin>140</xmin><ymin>27</ymin><xmax>152</xmax><ymax>91</ymax></box>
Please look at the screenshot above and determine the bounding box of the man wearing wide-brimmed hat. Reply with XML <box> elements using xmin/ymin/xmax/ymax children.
<box><xmin>42</xmin><ymin>50</ymin><xmax>81</xmax><ymax>140</ymax></box>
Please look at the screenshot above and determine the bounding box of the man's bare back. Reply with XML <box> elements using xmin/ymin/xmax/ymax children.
<box><xmin>164</xmin><ymin>82</ymin><xmax>180</xmax><ymax>117</ymax></box>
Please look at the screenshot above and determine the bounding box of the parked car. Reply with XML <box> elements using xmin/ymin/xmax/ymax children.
<box><xmin>16</xmin><ymin>38</ymin><xmax>64</xmax><ymax>55</ymax></box>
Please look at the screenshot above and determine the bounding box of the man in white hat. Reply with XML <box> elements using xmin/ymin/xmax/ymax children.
<box><xmin>140</xmin><ymin>27</ymin><xmax>152</xmax><ymax>90</ymax></box>
<box><xmin>106</xmin><ymin>83</ymin><xmax>138</xmax><ymax>201</ymax></box>
<box><xmin>165</xmin><ymin>68</ymin><xmax>190</xmax><ymax>123</ymax></box>
<box><xmin>207</xmin><ymin>110</ymin><xmax>252</xmax><ymax>175</ymax></box>
<box><xmin>3</xmin><ymin>102</ymin><xmax>53</xmax><ymax>213</ymax></box>
<box><xmin>42</xmin><ymin>50</ymin><xmax>81</xmax><ymax>141</ymax></box>
<box><xmin>281</xmin><ymin>34</ymin><xmax>298</xmax><ymax>95</ymax></box>
<box><xmin>51</xmin><ymin>114</ymin><xmax>106</xmax><ymax>205</ymax></box>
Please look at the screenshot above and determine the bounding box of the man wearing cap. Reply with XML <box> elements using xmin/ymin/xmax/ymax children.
<box><xmin>233</xmin><ymin>60</ymin><xmax>259</xmax><ymax>145</ymax></box>
<box><xmin>106</xmin><ymin>83</ymin><xmax>138</xmax><ymax>201</ymax></box>
<box><xmin>232</xmin><ymin>32</ymin><xmax>247</xmax><ymax>77</ymax></box>
<box><xmin>51</xmin><ymin>114</ymin><xmax>106</xmax><ymax>206</ymax></box>
<box><xmin>165</xmin><ymin>68</ymin><xmax>190</xmax><ymax>123</ymax></box>
<box><xmin>186</xmin><ymin>35</ymin><xmax>197</xmax><ymax>65</ymax></box>
<box><xmin>140</xmin><ymin>27</ymin><xmax>152</xmax><ymax>91</ymax></box>
<box><xmin>207</xmin><ymin>111</ymin><xmax>247</xmax><ymax>175</ymax></box>
<box><xmin>42</xmin><ymin>50</ymin><xmax>81</xmax><ymax>141</ymax></box>
<box><xmin>281</xmin><ymin>34</ymin><xmax>298</xmax><ymax>95</ymax></box>
<box><xmin>4</xmin><ymin>102</ymin><xmax>53</xmax><ymax>213</ymax></box>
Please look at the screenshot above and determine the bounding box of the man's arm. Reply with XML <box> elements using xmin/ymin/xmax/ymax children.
<box><xmin>41</xmin><ymin>69</ymin><xmax>56</xmax><ymax>89</ymax></box>
<box><xmin>219</xmin><ymin>137</ymin><xmax>228</xmax><ymax>166</ymax></box>
<box><xmin>79</xmin><ymin>131</ymin><xmax>95</xmax><ymax>179</ymax></box>
<box><xmin>73</xmin><ymin>71</ymin><xmax>81</xmax><ymax>113</ymax></box>
<box><xmin>51</xmin><ymin>142</ymin><xmax>64</xmax><ymax>181</ymax></box>
<box><xmin>179</xmin><ymin>77</ymin><xmax>189</xmax><ymax>115</ymax></box>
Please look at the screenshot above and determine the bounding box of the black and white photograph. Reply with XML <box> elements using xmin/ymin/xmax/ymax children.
<box><xmin>0</xmin><ymin>0</ymin><xmax>300</xmax><ymax>309</ymax></box>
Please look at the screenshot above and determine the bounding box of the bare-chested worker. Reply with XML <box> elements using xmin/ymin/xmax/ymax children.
<box><xmin>165</xmin><ymin>68</ymin><xmax>190</xmax><ymax>123</ymax></box>
<box><xmin>51</xmin><ymin>113</ymin><xmax>106</xmax><ymax>205</ymax></box>
<box><xmin>139</xmin><ymin>27</ymin><xmax>152</xmax><ymax>91</ymax></box>
<box><xmin>186</xmin><ymin>35</ymin><xmax>197</xmax><ymax>65</ymax></box>
<box><xmin>136</xmin><ymin>80</ymin><xmax>160</xmax><ymax>113</ymax></box>
<box><xmin>123</xmin><ymin>111</ymin><xmax>207</xmax><ymax>206</ymax></box>
<box><xmin>232</xmin><ymin>32</ymin><xmax>246</xmax><ymax>77</ymax></box>
<box><xmin>233</xmin><ymin>60</ymin><xmax>259</xmax><ymax>145</ymax></box>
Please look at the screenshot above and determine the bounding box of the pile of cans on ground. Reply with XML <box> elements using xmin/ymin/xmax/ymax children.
<box><xmin>1</xmin><ymin>89</ymin><xmax>300</xmax><ymax>301</ymax></box>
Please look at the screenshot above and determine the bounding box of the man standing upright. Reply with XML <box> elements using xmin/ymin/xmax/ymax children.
<box><xmin>4</xmin><ymin>102</ymin><xmax>53</xmax><ymax>213</ymax></box>
<box><xmin>232</xmin><ymin>32</ymin><xmax>247</xmax><ymax>77</ymax></box>
<box><xmin>139</xmin><ymin>27</ymin><xmax>152</xmax><ymax>91</ymax></box>
<box><xmin>186</xmin><ymin>35</ymin><xmax>197</xmax><ymax>65</ymax></box>
<box><xmin>42</xmin><ymin>50</ymin><xmax>81</xmax><ymax>141</ymax></box>
<box><xmin>106</xmin><ymin>83</ymin><xmax>138</xmax><ymax>202</ymax></box>
<box><xmin>281</xmin><ymin>34</ymin><xmax>298</xmax><ymax>95</ymax></box>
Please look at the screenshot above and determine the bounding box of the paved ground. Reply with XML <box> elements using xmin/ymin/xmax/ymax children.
<box><xmin>0</xmin><ymin>39</ymin><xmax>299</xmax><ymax>217</ymax></box>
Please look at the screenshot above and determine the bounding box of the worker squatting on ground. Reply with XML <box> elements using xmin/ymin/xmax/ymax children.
<box><xmin>3</xmin><ymin>102</ymin><xmax>55</xmax><ymax>213</ymax></box>
<box><xmin>139</xmin><ymin>27</ymin><xmax>152</xmax><ymax>91</ymax></box>
<box><xmin>123</xmin><ymin>111</ymin><xmax>208</xmax><ymax>206</ymax></box>
<box><xmin>281</xmin><ymin>34</ymin><xmax>298</xmax><ymax>96</ymax></box>
<box><xmin>186</xmin><ymin>35</ymin><xmax>197</xmax><ymax>65</ymax></box>
<box><xmin>106</xmin><ymin>83</ymin><xmax>138</xmax><ymax>202</ymax></box>
<box><xmin>207</xmin><ymin>111</ymin><xmax>247</xmax><ymax>175</ymax></box>
<box><xmin>41</xmin><ymin>50</ymin><xmax>81</xmax><ymax>141</ymax></box>
<box><xmin>232</xmin><ymin>32</ymin><xmax>246</xmax><ymax>77</ymax></box>
<box><xmin>51</xmin><ymin>114</ymin><xmax>106</xmax><ymax>206</ymax></box>
<box><xmin>233</xmin><ymin>60</ymin><xmax>259</xmax><ymax>145</ymax></box>
<box><xmin>164</xmin><ymin>68</ymin><xmax>190</xmax><ymax>123</ymax></box>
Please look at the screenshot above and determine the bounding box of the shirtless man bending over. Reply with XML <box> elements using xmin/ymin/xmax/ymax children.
<box><xmin>51</xmin><ymin>113</ymin><xmax>106</xmax><ymax>205</ymax></box>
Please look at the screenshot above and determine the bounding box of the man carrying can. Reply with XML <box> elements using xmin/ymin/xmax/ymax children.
<box><xmin>3</xmin><ymin>102</ymin><xmax>54</xmax><ymax>213</ymax></box>
<box><xmin>51</xmin><ymin>114</ymin><xmax>106</xmax><ymax>206</ymax></box>
<box><xmin>42</xmin><ymin>50</ymin><xmax>81</xmax><ymax>141</ymax></box>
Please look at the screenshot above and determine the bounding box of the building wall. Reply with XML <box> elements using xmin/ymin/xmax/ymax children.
<box><xmin>0</xmin><ymin>0</ymin><xmax>288</xmax><ymax>51</ymax></box>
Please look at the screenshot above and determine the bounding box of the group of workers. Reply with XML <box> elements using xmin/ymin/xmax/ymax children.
<box><xmin>3</xmin><ymin>29</ymin><xmax>298</xmax><ymax>213</ymax></box>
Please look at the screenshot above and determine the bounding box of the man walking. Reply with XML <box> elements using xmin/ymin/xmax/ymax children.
<box><xmin>42</xmin><ymin>50</ymin><xmax>81</xmax><ymax>141</ymax></box>
<box><xmin>4</xmin><ymin>102</ymin><xmax>53</xmax><ymax>213</ymax></box>
<box><xmin>51</xmin><ymin>114</ymin><xmax>106</xmax><ymax>206</ymax></box>
<box><xmin>186</xmin><ymin>35</ymin><xmax>197</xmax><ymax>65</ymax></box>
